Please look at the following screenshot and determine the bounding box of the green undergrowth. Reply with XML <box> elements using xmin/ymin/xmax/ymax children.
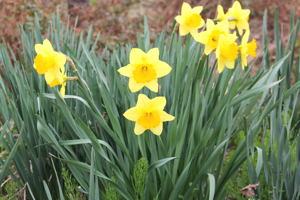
<box><xmin>0</xmin><ymin>180</ymin><xmax>20</xmax><ymax>200</ymax></box>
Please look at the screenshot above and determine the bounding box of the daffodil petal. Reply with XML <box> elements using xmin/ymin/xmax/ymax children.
<box><xmin>134</xmin><ymin>123</ymin><xmax>146</xmax><ymax>135</ymax></box>
<box><xmin>179</xmin><ymin>25</ymin><xmax>190</xmax><ymax>36</ymax></box>
<box><xmin>181</xmin><ymin>2</ymin><xmax>192</xmax><ymax>14</ymax></box>
<box><xmin>151</xmin><ymin>97</ymin><xmax>166</xmax><ymax>110</ymax></box>
<box><xmin>118</xmin><ymin>64</ymin><xmax>134</xmax><ymax>77</ymax></box>
<box><xmin>247</xmin><ymin>40</ymin><xmax>257</xmax><ymax>57</ymax></box>
<box><xmin>136</xmin><ymin>94</ymin><xmax>150</xmax><ymax>107</ymax></box>
<box><xmin>44</xmin><ymin>39</ymin><xmax>53</xmax><ymax>47</ymax></box>
<box><xmin>45</xmin><ymin>69</ymin><xmax>64</xmax><ymax>87</ymax></box>
<box><xmin>145</xmin><ymin>80</ymin><xmax>158</xmax><ymax>93</ymax></box>
<box><xmin>55</xmin><ymin>52</ymin><xmax>66</xmax><ymax>67</ymax></box>
<box><xmin>190</xmin><ymin>29</ymin><xmax>199</xmax><ymax>38</ymax></box>
<box><xmin>123</xmin><ymin>107</ymin><xmax>141</xmax><ymax>121</ymax></box>
<box><xmin>242</xmin><ymin>9</ymin><xmax>251</xmax><ymax>17</ymax></box>
<box><xmin>241</xmin><ymin>55</ymin><xmax>247</xmax><ymax>69</ymax></box>
<box><xmin>160</xmin><ymin>111</ymin><xmax>175</xmax><ymax>121</ymax></box>
<box><xmin>217</xmin><ymin>59</ymin><xmax>225</xmax><ymax>73</ymax></box>
<box><xmin>192</xmin><ymin>6</ymin><xmax>203</xmax><ymax>14</ymax></box>
<box><xmin>207</xmin><ymin>19</ymin><xmax>215</xmax><ymax>28</ymax></box>
<box><xmin>60</xmin><ymin>82</ymin><xmax>66</xmax><ymax>97</ymax></box>
<box><xmin>129</xmin><ymin>78</ymin><xmax>144</xmax><ymax>92</ymax></box>
<box><xmin>147</xmin><ymin>48</ymin><xmax>159</xmax><ymax>60</ymax></box>
<box><xmin>242</xmin><ymin>30</ymin><xmax>250</xmax><ymax>44</ymax></box>
<box><xmin>156</xmin><ymin>61</ymin><xmax>172</xmax><ymax>78</ymax></box>
<box><xmin>193</xmin><ymin>31</ymin><xmax>208</xmax><ymax>44</ymax></box>
<box><xmin>204</xmin><ymin>45</ymin><xmax>215</xmax><ymax>55</ymax></box>
<box><xmin>217</xmin><ymin>5</ymin><xmax>226</xmax><ymax>21</ymax></box>
<box><xmin>175</xmin><ymin>16</ymin><xmax>182</xmax><ymax>24</ymax></box>
<box><xmin>35</xmin><ymin>44</ymin><xmax>44</xmax><ymax>54</ymax></box>
<box><xmin>232</xmin><ymin>1</ymin><xmax>242</xmax><ymax>10</ymax></box>
<box><xmin>150</xmin><ymin>123</ymin><xmax>163</xmax><ymax>136</ymax></box>
<box><xmin>130</xmin><ymin>48</ymin><xmax>146</xmax><ymax>64</ymax></box>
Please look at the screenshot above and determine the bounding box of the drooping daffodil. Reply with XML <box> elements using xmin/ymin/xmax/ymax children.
<box><xmin>239</xmin><ymin>30</ymin><xmax>257</xmax><ymax>69</ymax></box>
<box><xmin>34</xmin><ymin>39</ymin><xmax>67</xmax><ymax>96</ymax></box>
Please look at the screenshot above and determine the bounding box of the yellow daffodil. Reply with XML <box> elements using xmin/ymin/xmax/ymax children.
<box><xmin>123</xmin><ymin>94</ymin><xmax>175</xmax><ymax>135</ymax></box>
<box><xmin>118</xmin><ymin>48</ymin><xmax>172</xmax><ymax>93</ymax></box>
<box><xmin>227</xmin><ymin>1</ymin><xmax>250</xmax><ymax>34</ymax></box>
<box><xmin>175</xmin><ymin>2</ymin><xmax>205</xmax><ymax>36</ymax></box>
<box><xmin>194</xmin><ymin>19</ymin><xmax>229</xmax><ymax>55</ymax></box>
<box><xmin>216</xmin><ymin>5</ymin><xmax>227</xmax><ymax>22</ymax></box>
<box><xmin>34</xmin><ymin>39</ymin><xmax>67</xmax><ymax>96</ymax></box>
<box><xmin>34</xmin><ymin>39</ymin><xmax>66</xmax><ymax>74</ymax></box>
<box><xmin>239</xmin><ymin>31</ymin><xmax>257</xmax><ymax>69</ymax></box>
<box><xmin>216</xmin><ymin>34</ymin><xmax>239</xmax><ymax>73</ymax></box>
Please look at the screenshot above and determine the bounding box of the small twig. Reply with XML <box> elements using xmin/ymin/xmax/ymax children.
<box><xmin>0</xmin><ymin>176</ymin><xmax>11</xmax><ymax>187</ymax></box>
<box><xmin>67</xmin><ymin>76</ymin><xmax>79</xmax><ymax>81</ymax></box>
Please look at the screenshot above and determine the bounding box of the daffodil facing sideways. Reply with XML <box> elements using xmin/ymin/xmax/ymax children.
<box><xmin>118</xmin><ymin>48</ymin><xmax>172</xmax><ymax>93</ymax></box>
<box><xmin>239</xmin><ymin>31</ymin><xmax>257</xmax><ymax>69</ymax></box>
<box><xmin>175</xmin><ymin>2</ymin><xmax>205</xmax><ymax>36</ymax></box>
<box><xmin>194</xmin><ymin>19</ymin><xmax>229</xmax><ymax>55</ymax></box>
<box><xmin>34</xmin><ymin>39</ymin><xmax>66</xmax><ymax>76</ymax></box>
<box><xmin>34</xmin><ymin>39</ymin><xmax>77</xmax><ymax>96</ymax></box>
<box><xmin>216</xmin><ymin>33</ymin><xmax>239</xmax><ymax>73</ymax></box>
<box><xmin>123</xmin><ymin>94</ymin><xmax>175</xmax><ymax>135</ymax></box>
<box><xmin>226</xmin><ymin>1</ymin><xmax>250</xmax><ymax>34</ymax></box>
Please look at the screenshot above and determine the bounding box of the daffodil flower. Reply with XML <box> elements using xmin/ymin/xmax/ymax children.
<box><xmin>194</xmin><ymin>19</ymin><xmax>229</xmax><ymax>55</ymax></box>
<box><xmin>118</xmin><ymin>48</ymin><xmax>172</xmax><ymax>93</ymax></box>
<box><xmin>216</xmin><ymin>34</ymin><xmax>239</xmax><ymax>73</ymax></box>
<box><xmin>239</xmin><ymin>31</ymin><xmax>257</xmax><ymax>69</ymax></box>
<box><xmin>226</xmin><ymin>1</ymin><xmax>250</xmax><ymax>34</ymax></box>
<box><xmin>123</xmin><ymin>94</ymin><xmax>175</xmax><ymax>135</ymax></box>
<box><xmin>34</xmin><ymin>39</ymin><xmax>66</xmax><ymax>75</ymax></box>
<box><xmin>175</xmin><ymin>2</ymin><xmax>205</xmax><ymax>36</ymax></box>
<box><xmin>34</xmin><ymin>39</ymin><xmax>68</xmax><ymax>96</ymax></box>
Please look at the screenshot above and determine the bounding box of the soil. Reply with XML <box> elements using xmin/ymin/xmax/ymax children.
<box><xmin>0</xmin><ymin>0</ymin><xmax>299</xmax><ymax>54</ymax></box>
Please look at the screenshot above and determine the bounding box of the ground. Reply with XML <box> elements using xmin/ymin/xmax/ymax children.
<box><xmin>0</xmin><ymin>0</ymin><xmax>299</xmax><ymax>52</ymax></box>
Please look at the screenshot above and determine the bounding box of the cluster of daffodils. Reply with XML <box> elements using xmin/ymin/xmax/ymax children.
<box><xmin>33</xmin><ymin>40</ymin><xmax>174</xmax><ymax>136</ymax></box>
<box><xmin>33</xmin><ymin>1</ymin><xmax>255</xmax><ymax>136</ymax></box>
<box><xmin>33</xmin><ymin>39</ymin><xmax>77</xmax><ymax>96</ymax></box>
<box><xmin>118</xmin><ymin>48</ymin><xmax>175</xmax><ymax>136</ymax></box>
<box><xmin>175</xmin><ymin>1</ymin><xmax>257</xmax><ymax>72</ymax></box>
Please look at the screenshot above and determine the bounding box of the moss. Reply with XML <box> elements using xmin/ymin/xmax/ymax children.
<box><xmin>61</xmin><ymin>166</ymin><xmax>85</xmax><ymax>200</ymax></box>
<box><xmin>103</xmin><ymin>177</ymin><xmax>119</xmax><ymax>200</ymax></box>
<box><xmin>0</xmin><ymin>180</ymin><xmax>19</xmax><ymax>200</ymax></box>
